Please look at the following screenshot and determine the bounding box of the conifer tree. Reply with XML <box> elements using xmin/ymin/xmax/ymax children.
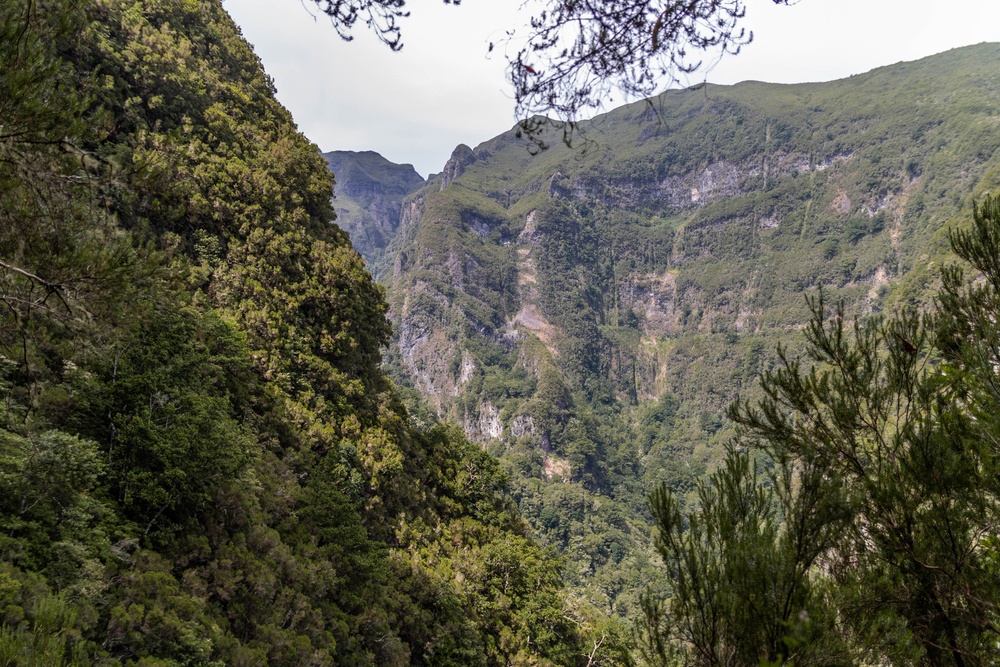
<box><xmin>646</xmin><ymin>196</ymin><xmax>1000</xmax><ymax>665</ymax></box>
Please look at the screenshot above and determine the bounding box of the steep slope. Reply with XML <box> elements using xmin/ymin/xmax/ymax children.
<box><xmin>324</xmin><ymin>150</ymin><xmax>426</xmax><ymax>280</ymax></box>
<box><xmin>0</xmin><ymin>1</ymin><xmax>600</xmax><ymax>665</ymax></box>
<box><xmin>359</xmin><ymin>43</ymin><xmax>1000</xmax><ymax>617</ymax></box>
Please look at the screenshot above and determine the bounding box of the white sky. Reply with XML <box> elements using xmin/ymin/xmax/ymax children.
<box><xmin>224</xmin><ymin>0</ymin><xmax>1000</xmax><ymax>178</ymax></box>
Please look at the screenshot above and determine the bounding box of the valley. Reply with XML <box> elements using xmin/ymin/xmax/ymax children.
<box><xmin>3</xmin><ymin>0</ymin><xmax>999</xmax><ymax>660</ymax></box>
<box><xmin>328</xmin><ymin>42</ymin><xmax>1000</xmax><ymax>623</ymax></box>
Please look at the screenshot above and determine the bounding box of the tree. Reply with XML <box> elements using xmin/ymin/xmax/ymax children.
<box><xmin>308</xmin><ymin>0</ymin><xmax>428</xmax><ymax>50</ymax></box>
<box><xmin>0</xmin><ymin>0</ymin><xmax>138</xmax><ymax>382</ymax></box>
<box><xmin>505</xmin><ymin>0</ymin><xmax>793</xmax><ymax>145</ymax></box>
<box><xmin>308</xmin><ymin>0</ymin><xmax>792</xmax><ymax>144</ymax></box>
<box><xmin>645</xmin><ymin>196</ymin><xmax>1000</xmax><ymax>666</ymax></box>
<box><xmin>641</xmin><ymin>445</ymin><xmax>848</xmax><ymax>666</ymax></box>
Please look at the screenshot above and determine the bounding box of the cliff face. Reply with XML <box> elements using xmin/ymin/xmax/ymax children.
<box><xmin>323</xmin><ymin>150</ymin><xmax>425</xmax><ymax>280</ymax></box>
<box><xmin>335</xmin><ymin>43</ymin><xmax>1000</xmax><ymax>614</ymax></box>
<box><xmin>386</xmin><ymin>45</ymin><xmax>1000</xmax><ymax>432</ymax></box>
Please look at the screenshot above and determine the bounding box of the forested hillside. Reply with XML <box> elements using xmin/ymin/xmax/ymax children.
<box><xmin>6</xmin><ymin>0</ymin><xmax>1000</xmax><ymax>661</ymax></box>
<box><xmin>334</xmin><ymin>43</ymin><xmax>1000</xmax><ymax>633</ymax></box>
<box><xmin>0</xmin><ymin>1</ymin><xmax>606</xmax><ymax>664</ymax></box>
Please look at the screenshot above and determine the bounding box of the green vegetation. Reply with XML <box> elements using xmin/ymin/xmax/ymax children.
<box><xmin>644</xmin><ymin>198</ymin><xmax>1000</xmax><ymax>665</ymax></box>
<box><xmin>0</xmin><ymin>0</ymin><xmax>594</xmax><ymax>664</ymax></box>
<box><xmin>363</xmin><ymin>43</ymin><xmax>1000</xmax><ymax>661</ymax></box>
<box><xmin>10</xmin><ymin>2</ymin><xmax>997</xmax><ymax>660</ymax></box>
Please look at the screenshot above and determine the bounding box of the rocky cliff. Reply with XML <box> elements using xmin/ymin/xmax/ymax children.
<box><xmin>323</xmin><ymin>150</ymin><xmax>425</xmax><ymax>280</ymax></box>
<box><xmin>334</xmin><ymin>43</ymin><xmax>1000</xmax><ymax>615</ymax></box>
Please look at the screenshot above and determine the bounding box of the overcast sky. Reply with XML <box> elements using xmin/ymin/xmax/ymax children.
<box><xmin>224</xmin><ymin>0</ymin><xmax>1000</xmax><ymax>178</ymax></box>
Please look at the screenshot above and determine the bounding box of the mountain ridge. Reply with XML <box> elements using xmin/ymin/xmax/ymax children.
<box><xmin>329</xmin><ymin>41</ymin><xmax>1000</xmax><ymax>617</ymax></box>
<box><xmin>323</xmin><ymin>149</ymin><xmax>426</xmax><ymax>279</ymax></box>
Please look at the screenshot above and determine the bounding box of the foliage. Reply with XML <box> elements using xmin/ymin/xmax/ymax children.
<box><xmin>507</xmin><ymin>0</ymin><xmax>793</xmax><ymax>146</ymax></box>
<box><xmin>645</xmin><ymin>196</ymin><xmax>1000</xmax><ymax>665</ymax></box>
<box><xmin>645</xmin><ymin>445</ymin><xmax>848</xmax><ymax>666</ymax></box>
<box><xmin>304</xmin><ymin>0</ymin><xmax>798</xmax><ymax>147</ymax></box>
<box><xmin>0</xmin><ymin>0</ymin><xmax>585</xmax><ymax>664</ymax></box>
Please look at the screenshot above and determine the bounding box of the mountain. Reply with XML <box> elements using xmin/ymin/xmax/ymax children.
<box><xmin>324</xmin><ymin>150</ymin><xmax>426</xmax><ymax>279</ymax></box>
<box><xmin>7</xmin><ymin>0</ymin><xmax>996</xmax><ymax>659</ymax></box>
<box><xmin>0</xmin><ymin>1</ymin><xmax>606</xmax><ymax>664</ymax></box>
<box><xmin>338</xmin><ymin>43</ymin><xmax>1000</xmax><ymax>617</ymax></box>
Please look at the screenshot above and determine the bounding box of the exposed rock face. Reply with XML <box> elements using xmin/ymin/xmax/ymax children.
<box><xmin>467</xmin><ymin>401</ymin><xmax>502</xmax><ymax>441</ymax></box>
<box><xmin>322</xmin><ymin>150</ymin><xmax>425</xmax><ymax>279</ymax></box>
<box><xmin>509</xmin><ymin>414</ymin><xmax>535</xmax><ymax>437</ymax></box>
<box><xmin>548</xmin><ymin>171</ymin><xmax>571</xmax><ymax>198</ymax></box>
<box><xmin>439</xmin><ymin>144</ymin><xmax>475</xmax><ymax>190</ymax></box>
<box><xmin>394</xmin><ymin>282</ymin><xmax>455</xmax><ymax>411</ymax></box>
<box><xmin>558</xmin><ymin>151</ymin><xmax>852</xmax><ymax>211</ymax></box>
<box><xmin>543</xmin><ymin>453</ymin><xmax>571</xmax><ymax>480</ymax></box>
<box><xmin>619</xmin><ymin>271</ymin><xmax>682</xmax><ymax>337</ymax></box>
<box><xmin>511</xmin><ymin>210</ymin><xmax>559</xmax><ymax>357</ymax></box>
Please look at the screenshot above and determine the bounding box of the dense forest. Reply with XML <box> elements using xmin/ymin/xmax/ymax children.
<box><xmin>0</xmin><ymin>0</ymin><xmax>610</xmax><ymax>664</ymax></box>
<box><xmin>3</xmin><ymin>0</ymin><xmax>1000</xmax><ymax>664</ymax></box>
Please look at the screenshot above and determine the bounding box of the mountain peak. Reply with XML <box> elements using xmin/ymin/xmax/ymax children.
<box><xmin>440</xmin><ymin>143</ymin><xmax>476</xmax><ymax>190</ymax></box>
